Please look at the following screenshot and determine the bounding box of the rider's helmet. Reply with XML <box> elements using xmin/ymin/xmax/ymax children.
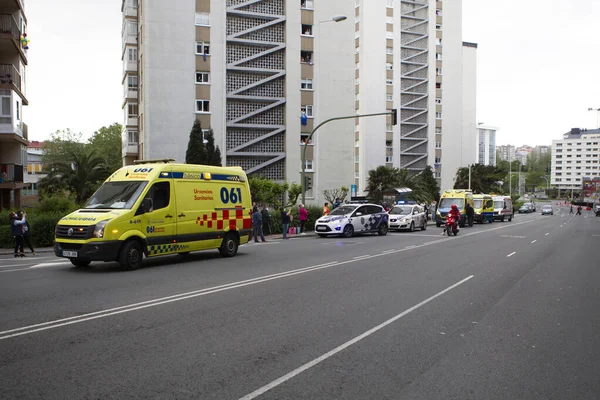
<box><xmin>451</xmin><ymin>204</ymin><xmax>459</xmax><ymax>211</ymax></box>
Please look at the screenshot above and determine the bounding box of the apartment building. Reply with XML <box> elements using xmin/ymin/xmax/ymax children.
<box><xmin>475</xmin><ymin>125</ymin><xmax>498</xmax><ymax>166</ymax></box>
<box><xmin>121</xmin><ymin>0</ymin><xmax>474</xmax><ymax>202</ymax></box>
<box><xmin>497</xmin><ymin>144</ymin><xmax>515</xmax><ymax>162</ymax></box>
<box><xmin>121</xmin><ymin>0</ymin><xmax>355</xmax><ymax>203</ymax></box>
<box><xmin>353</xmin><ymin>0</ymin><xmax>474</xmax><ymax>193</ymax></box>
<box><xmin>24</xmin><ymin>140</ymin><xmax>45</xmax><ymax>196</ymax></box>
<box><xmin>551</xmin><ymin>128</ymin><xmax>600</xmax><ymax>191</ymax></box>
<box><xmin>0</xmin><ymin>0</ymin><xmax>28</xmax><ymax>210</ymax></box>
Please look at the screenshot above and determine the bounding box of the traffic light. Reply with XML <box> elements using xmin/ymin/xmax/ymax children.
<box><xmin>304</xmin><ymin>176</ymin><xmax>312</xmax><ymax>189</ymax></box>
<box><xmin>391</xmin><ymin>108</ymin><xmax>398</xmax><ymax>126</ymax></box>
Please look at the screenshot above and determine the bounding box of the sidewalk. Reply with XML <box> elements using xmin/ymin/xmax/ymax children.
<box><xmin>0</xmin><ymin>246</ymin><xmax>54</xmax><ymax>256</ymax></box>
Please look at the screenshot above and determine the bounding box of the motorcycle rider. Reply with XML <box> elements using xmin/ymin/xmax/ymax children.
<box><xmin>442</xmin><ymin>204</ymin><xmax>462</xmax><ymax>235</ymax></box>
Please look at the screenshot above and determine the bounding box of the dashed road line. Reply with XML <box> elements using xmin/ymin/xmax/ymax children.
<box><xmin>507</xmin><ymin>252</ymin><xmax>516</xmax><ymax>257</ymax></box>
<box><xmin>531</xmin><ymin>240</ymin><xmax>537</xmax><ymax>244</ymax></box>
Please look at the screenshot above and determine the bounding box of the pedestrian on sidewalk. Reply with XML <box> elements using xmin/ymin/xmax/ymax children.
<box><xmin>261</xmin><ymin>206</ymin><xmax>271</xmax><ymax>235</ymax></box>
<box><xmin>19</xmin><ymin>210</ymin><xmax>36</xmax><ymax>255</ymax></box>
<box><xmin>252</xmin><ymin>206</ymin><xmax>266</xmax><ymax>243</ymax></box>
<box><xmin>281</xmin><ymin>208</ymin><xmax>291</xmax><ymax>239</ymax></box>
<box><xmin>322</xmin><ymin>202</ymin><xmax>330</xmax><ymax>216</ymax></box>
<box><xmin>10</xmin><ymin>211</ymin><xmax>27</xmax><ymax>258</ymax></box>
<box><xmin>298</xmin><ymin>204</ymin><xmax>308</xmax><ymax>234</ymax></box>
<box><xmin>465</xmin><ymin>203</ymin><xmax>474</xmax><ymax>227</ymax></box>
<box><xmin>570</xmin><ymin>205</ymin><xmax>574</xmax><ymax>214</ymax></box>
<box><xmin>430</xmin><ymin>200</ymin><xmax>437</xmax><ymax>222</ymax></box>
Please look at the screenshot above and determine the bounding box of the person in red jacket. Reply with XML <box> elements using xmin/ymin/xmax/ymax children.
<box><xmin>298</xmin><ymin>204</ymin><xmax>308</xmax><ymax>234</ymax></box>
<box><xmin>443</xmin><ymin>204</ymin><xmax>461</xmax><ymax>235</ymax></box>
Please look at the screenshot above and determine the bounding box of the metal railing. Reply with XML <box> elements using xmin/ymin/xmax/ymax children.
<box><xmin>0</xmin><ymin>163</ymin><xmax>24</xmax><ymax>183</ymax></box>
<box><xmin>0</xmin><ymin>14</ymin><xmax>21</xmax><ymax>42</ymax></box>
<box><xmin>0</xmin><ymin>64</ymin><xmax>22</xmax><ymax>92</ymax></box>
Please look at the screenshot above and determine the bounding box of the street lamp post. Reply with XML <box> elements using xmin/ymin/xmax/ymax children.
<box><xmin>541</xmin><ymin>175</ymin><xmax>549</xmax><ymax>190</ymax></box>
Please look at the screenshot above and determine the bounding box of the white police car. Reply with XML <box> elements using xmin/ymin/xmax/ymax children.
<box><xmin>314</xmin><ymin>203</ymin><xmax>389</xmax><ymax>238</ymax></box>
<box><xmin>388</xmin><ymin>204</ymin><xmax>427</xmax><ymax>231</ymax></box>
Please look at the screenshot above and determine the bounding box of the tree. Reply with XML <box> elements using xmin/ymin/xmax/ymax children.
<box><xmin>417</xmin><ymin>165</ymin><xmax>441</xmax><ymax>202</ymax></box>
<box><xmin>42</xmin><ymin>129</ymin><xmax>85</xmax><ymax>167</ymax></box>
<box><xmin>323</xmin><ymin>187</ymin><xmax>349</xmax><ymax>206</ymax></box>
<box><xmin>185</xmin><ymin>120</ymin><xmax>207</xmax><ymax>164</ymax></box>
<box><xmin>44</xmin><ymin>146</ymin><xmax>109</xmax><ymax>204</ymax></box>
<box><xmin>185</xmin><ymin>121</ymin><xmax>222</xmax><ymax>166</ymax></box>
<box><xmin>248</xmin><ymin>177</ymin><xmax>302</xmax><ymax>210</ymax></box>
<box><xmin>366</xmin><ymin>166</ymin><xmax>430</xmax><ymax>203</ymax></box>
<box><xmin>88</xmin><ymin>123</ymin><xmax>123</xmax><ymax>173</ymax></box>
<box><xmin>453</xmin><ymin>164</ymin><xmax>505</xmax><ymax>194</ymax></box>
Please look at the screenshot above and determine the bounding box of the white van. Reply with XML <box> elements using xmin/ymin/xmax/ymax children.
<box><xmin>493</xmin><ymin>196</ymin><xmax>514</xmax><ymax>222</ymax></box>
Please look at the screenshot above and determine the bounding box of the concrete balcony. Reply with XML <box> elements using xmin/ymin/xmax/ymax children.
<box><xmin>0</xmin><ymin>64</ymin><xmax>28</xmax><ymax>104</ymax></box>
<box><xmin>123</xmin><ymin>59</ymin><xmax>137</xmax><ymax>75</ymax></box>
<box><xmin>122</xmin><ymin>142</ymin><xmax>139</xmax><ymax>157</ymax></box>
<box><xmin>0</xmin><ymin>121</ymin><xmax>28</xmax><ymax>145</ymax></box>
<box><xmin>0</xmin><ymin>14</ymin><xmax>27</xmax><ymax>64</ymax></box>
<box><xmin>122</xmin><ymin>5</ymin><xmax>138</xmax><ymax>17</ymax></box>
<box><xmin>126</xmin><ymin>116</ymin><xmax>138</xmax><ymax>127</ymax></box>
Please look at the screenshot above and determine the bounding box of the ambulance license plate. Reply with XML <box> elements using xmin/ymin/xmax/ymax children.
<box><xmin>62</xmin><ymin>251</ymin><xmax>78</xmax><ymax>258</ymax></box>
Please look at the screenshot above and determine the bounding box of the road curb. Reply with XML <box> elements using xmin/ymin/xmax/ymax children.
<box><xmin>0</xmin><ymin>248</ymin><xmax>54</xmax><ymax>256</ymax></box>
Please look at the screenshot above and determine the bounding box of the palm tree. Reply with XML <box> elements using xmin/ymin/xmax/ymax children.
<box><xmin>46</xmin><ymin>147</ymin><xmax>109</xmax><ymax>204</ymax></box>
<box><xmin>366</xmin><ymin>166</ymin><xmax>430</xmax><ymax>203</ymax></box>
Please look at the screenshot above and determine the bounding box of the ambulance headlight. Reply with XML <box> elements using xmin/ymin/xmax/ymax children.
<box><xmin>93</xmin><ymin>221</ymin><xmax>108</xmax><ymax>238</ymax></box>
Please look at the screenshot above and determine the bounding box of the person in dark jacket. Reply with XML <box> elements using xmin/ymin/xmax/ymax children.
<box><xmin>252</xmin><ymin>206</ymin><xmax>266</xmax><ymax>243</ymax></box>
<box><xmin>10</xmin><ymin>211</ymin><xmax>27</xmax><ymax>257</ymax></box>
<box><xmin>281</xmin><ymin>208</ymin><xmax>291</xmax><ymax>239</ymax></box>
<box><xmin>19</xmin><ymin>210</ymin><xmax>36</xmax><ymax>255</ymax></box>
<box><xmin>261</xmin><ymin>206</ymin><xmax>271</xmax><ymax>235</ymax></box>
<box><xmin>465</xmin><ymin>203</ymin><xmax>475</xmax><ymax>227</ymax></box>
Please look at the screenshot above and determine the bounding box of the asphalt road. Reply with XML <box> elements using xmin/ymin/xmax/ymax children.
<box><xmin>1</xmin><ymin>202</ymin><xmax>599</xmax><ymax>400</ymax></box>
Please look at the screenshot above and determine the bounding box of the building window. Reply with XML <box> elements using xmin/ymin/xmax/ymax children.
<box><xmin>386</xmin><ymin>0</ymin><xmax>393</xmax><ymax>7</ymax></box>
<box><xmin>127</xmin><ymin>103</ymin><xmax>138</xmax><ymax>117</ymax></box>
<box><xmin>128</xmin><ymin>130</ymin><xmax>139</xmax><ymax>144</ymax></box>
<box><xmin>436</xmin><ymin>82</ymin><xmax>442</xmax><ymax>89</ymax></box>
<box><xmin>301</xmin><ymin>0</ymin><xmax>314</xmax><ymax>9</ymax></box>
<box><xmin>435</xmin><ymin>142</ymin><xmax>442</xmax><ymax>148</ymax></box>
<box><xmin>436</xmin><ymin>24</ymin><xmax>442</xmax><ymax>30</ymax></box>
<box><xmin>436</xmin><ymin>68</ymin><xmax>442</xmax><ymax>75</ymax></box>
<box><xmin>436</xmin><ymin>112</ymin><xmax>442</xmax><ymax>119</ymax></box>
<box><xmin>435</xmin><ymin>172</ymin><xmax>441</xmax><ymax>178</ymax></box>
<box><xmin>386</xmin><ymin>124</ymin><xmax>393</xmax><ymax>132</ymax></box>
<box><xmin>196</xmin><ymin>41</ymin><xmax>210</xmax><ymax>55</ymax></box>
<box><xmin>435</xmin><ymin>98</ymin><xmax>442</xmax><ymax>105</ymax></box>
<box><xmin>386</xmin><ymin>17</ymin><xmax>394</xmax><ymax>24</ymax></box>
<box><xmin>386</xmin><ymin>78</ymin><xmax>393</xmax><ymax>85</ymax></box>
<box><xmin>301</xmin><ymin>50</ymin><xmax>313</xmax><ymax>64</ymax></box>
<box><xmin>355</xmin><ymin>78</ymin><xmax>360</xmax><ymax>85</ymax></box>
<box><xmin>386</xmin><ymin>156</ymin><xmax>393</xmax><ymax>163</ymax></box>
<box><xmin>355</xmin><ymin>155</ymin><xmax>360</xmax><ymax>163</ymax></box>
<box><xmin>386</xmin><ymin>47</ymin><xmax>393</xmax><ymax>55</ymax></box>
<box><xmin>195</xmin><ymin>12</ymin><xmax>210</xmax><ymax>26</ymax></box>
<box><xmin>301</xmin><ymin>133</ymin><xmax>313</xmax><ymax>145</ymax></box>
<box><xmin>127</xmin><ymin>48</ymin><xmax>138</xmax><ymax>61</ymax></box>
<box><xmin>436</xmin><ymin>9</ymin><xmax>442</xmax><ymax>16</ymax></box>
<box><xmin>386</xmin><ymin>31</ymin><xmax>393</xmax><ymax>39</ymax></box>
<box><xmin>435</xmin><ymin>127</ymin><xmax>441</xmax><ymax>134</ymax></box>
<box><xmin>436</xmin><ymin>53</ymin><xmax>442</xmax><ymax>60</ymax></box>
<box><xmin>304</xmin><ymin>159</ymin><xmax>314</xmax><ymax>171</ymax></box>
<box><xmin>196</xmin><ymin>71</ymin><xmax>210</xmax><ymax>84</ymax></box>
<box><xmin>301</xmin><ymin>78</ymin><xmax>313</xmax><ymax>90</ymax></box>
<box><xmin>127</xmin><ymin>75</ymin><xmax>138</xmax><ymax>91</ymax></box>
<box><xmin>386</xmin><ymin>94</ymin><xmax>393</xmax><ymax>102</ymax></box>
<box><xmin>126</xmin><ymin>20</ymin><xmax>137</xmax><ymax>35</ymax></box>
<box><xmin>196</xmin><ymin>100</ymin><xmax>210</xmax><ymax>113</ymax></box>
<box><xmin>386</xmin><ymin>63</ymin><xmax>393</xmax><ymax>70</ymax></box>
<box><xmin>301</xmin><ymin>24</ymin><xmax>313</xmax><ymax>36</ymax></box>
<box><xmin>301</xmin><ymin>105</ymin><xmax>314</xmax><ymax>117</ymax></box>
<box><xmin>436</xmin><ymin>38</ymin><xmax>442</xmax><ymax>46</ymax></box>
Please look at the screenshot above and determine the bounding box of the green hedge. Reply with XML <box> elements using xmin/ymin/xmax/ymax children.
<box><xmin>261</xmin><ymin>205</ymin><xmax>323</xmax><ymax>234</ymax></box>
<box><xmin>0</xmin><ymin>196</ymin><xmax>78</xmax><ymax>249</ymax></box>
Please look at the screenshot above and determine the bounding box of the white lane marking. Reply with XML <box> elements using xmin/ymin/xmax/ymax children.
<box><xmin>545</xmin><ymin>233</ymin><xmax>550</xmax><ymax>236</ymax></box>
<box><xmin>507</xmin><ymin>252</ymin><xmax>516</xmax><ymax>258</ymax></box>
<box><xmin>383</xmin><ymin>249</ymin><xmax>396</xmax><ymax>254</ymax></box>
<box><xmin>29</xmin><ymin>262</ymin><xmax>71</xmax><ymax>269</ymax></box>
<box><xmin>397</xmin><ymin>234</ymin><xmax>445</xmax><ymax>238</ymax></box>
<box><xmin>237</xmin><ymin>275</ymin><xmax>475</xmax><ymax>400</ymax></box>
<box><xmin>321</xmin><ymin>241</ymin><xmax>364</xmax><ymax>246</ymax></box>
<box><xmin>353</xmin><ymin>255</ymin><xmax>370</xmax><ymax>260</ymax></box>
<box><xmin>405</xmin><ymin>245</ymin><xmax>417</xmax><ymax>249</ymax></box>
<box><xmin>500</xmin><ymin>235</ymin><xmax>526</xmax><ymax>239</ymax></box>
<box><xmin>531</xmin><ymin>240</ymin><xmax>537</xmax><ymax>244</ymax></box>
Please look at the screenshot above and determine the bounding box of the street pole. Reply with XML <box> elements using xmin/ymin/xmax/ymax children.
<box><xmin>509</xmin><ymin>160</ymin><xmax>512</xmax><ymax>197</ymax></box>
<box><xmin>468</xmin><ymin>165</ymin><xmax>471</xmax><ymax>190</ymax></box>
<box><xmin>301</xmin><ymin>111</ymin><xmax>395</xmax><ymax>205</ymax></box>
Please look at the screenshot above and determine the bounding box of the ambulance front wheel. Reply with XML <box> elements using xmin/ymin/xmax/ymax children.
<box><xmin>119</xmin><ymin>240</ymin><xmax>143</xmax><ymax>270</ymax></box>
<box><xmin>219</xmin><ymin>233</ymin><xmax>239</xmax><ymax>258</ymax></box>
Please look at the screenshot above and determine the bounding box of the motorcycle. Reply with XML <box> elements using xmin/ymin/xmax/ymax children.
<box><xmin>445</xmin><ymin>214</ymin><xmax>459</xmax><ymax>236</ymax></box>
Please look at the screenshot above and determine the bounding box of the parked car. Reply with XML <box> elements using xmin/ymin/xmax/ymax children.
<box><xmin>388</xmin><ymin>204</ymin><xmax>427</xmax><ymax>231</ymax></box>
<box><xmin>541</xmin><ymin>205</ymin><xmax>553</xmax><ymax>215</ymax></box>
<box><xmin>314</xmin><ymin>203</ymin><xmax>389</xmax><ymax>238</ymax></box>
<box><xmin>595</xmin><ymin>203</ymin><xmax>600</xmax><ymax>217</ymax></box>
<box><xmin>493</xmin><ymin>196</ymin><xmax>514</xmax><ymax>222</ymax></box>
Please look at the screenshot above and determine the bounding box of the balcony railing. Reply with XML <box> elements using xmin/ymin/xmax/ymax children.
<box><xmin>21</xmin><ymin>122</ymin><xmax>28</xmax><ymax>140</ymax></box>
<box><xmin>0</xmin><ymin>163</ymin><xmax>24</xmax><ymax>183</ymax></box>
<box><xmin>0</xmin><ymin>14</ymin><xmax>21</xmax><ymax>43</ymax></box>
<box><xmin>0</xmin><ymin>64</ymin><xmax>22</xmax><ymax>92</ymax></box>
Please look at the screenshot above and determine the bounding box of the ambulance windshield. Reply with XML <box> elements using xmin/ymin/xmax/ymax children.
<box><xmin>84</xmin><ymin>181</ymin><xmax>148</xmax><ymax>210</ymax></box>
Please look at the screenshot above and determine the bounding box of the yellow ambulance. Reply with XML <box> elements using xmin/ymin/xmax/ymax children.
<box><xmin>54</xmin><ymin>160</ymin><xmax>252</xmax><ymax>270</ymax></box>
<box><xmin>435</xmin><ymin>189</ymin><xmax>474</xmax><ymax>228</ymax></box>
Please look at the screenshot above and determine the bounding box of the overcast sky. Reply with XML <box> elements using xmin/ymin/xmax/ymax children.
<box><xmin>25</xmin><ymin>0</ymin><xmax>600</xmax><ymax>147</ymax></box>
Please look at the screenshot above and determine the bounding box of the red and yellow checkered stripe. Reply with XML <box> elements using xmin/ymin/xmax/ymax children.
<box><xmin>195</xmin><ymin>207</ymin><xmax>252</xmax><ymax>231</ymax></box>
